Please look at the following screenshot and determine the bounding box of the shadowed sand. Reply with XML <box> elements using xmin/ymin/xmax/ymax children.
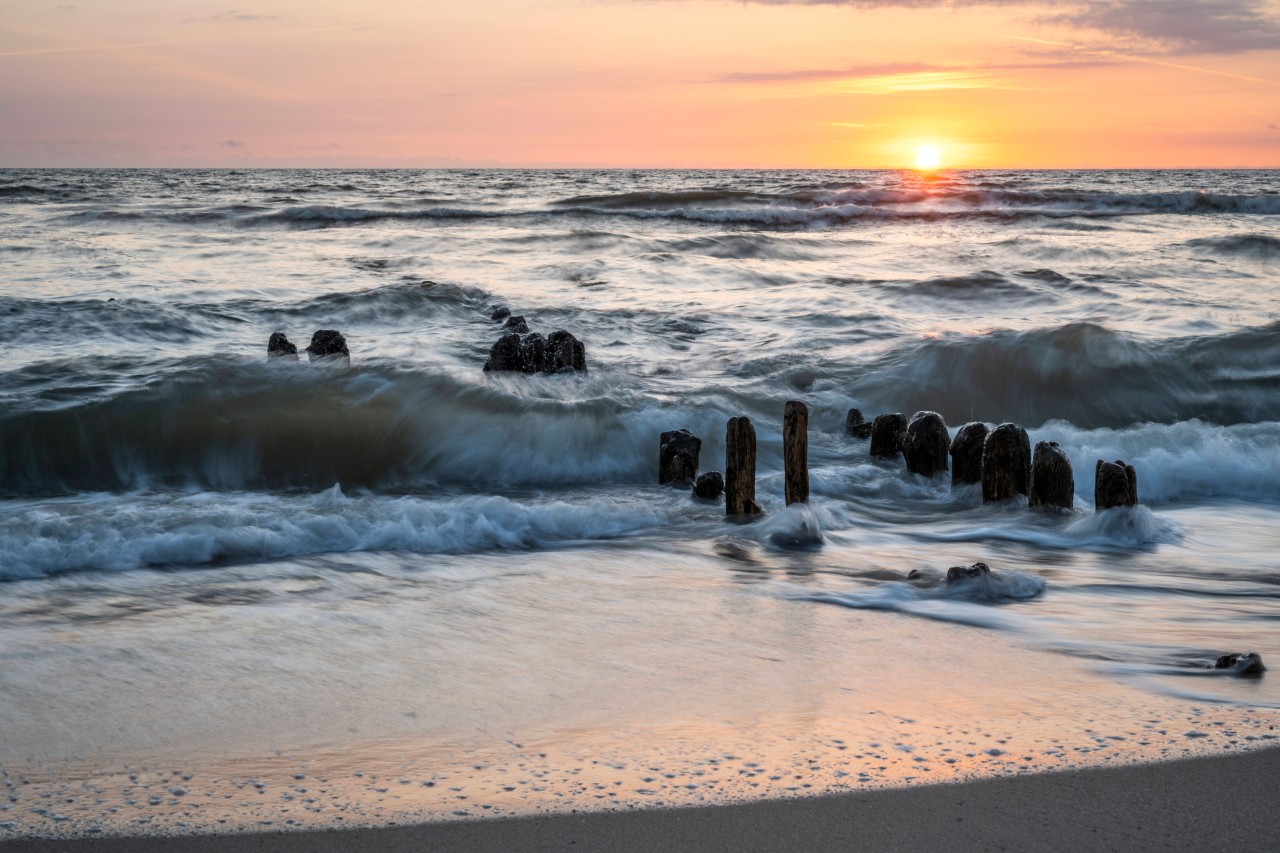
<box><xmin>7</xmin><ymin>747</ymin><xmax>1278</xmax><ymax>852</ymax></box>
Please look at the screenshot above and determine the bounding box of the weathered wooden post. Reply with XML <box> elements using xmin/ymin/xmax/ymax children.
<box><xmin>783</xmin><ymin>401</ymin><xmax>809</xmax><ymax>505</ymax></box>
<box><xmin>869</xmin><ymin>413</ymin><xmax>908</xmax><ymax>458</ymax></box>
<box><xmin>982</xmin><ymin>422</ymin><xmax>1030</xmax><ymax>502</ymax></box>
<box><xmin>904</xmin><ymin>411</ymin><xmax>949</xmax><ymax>477</ymax></box>
<box><xmin>949</xmin><ymin>422</ymin><xmax>988</xmax><ymax>487</ymax></box>
<box><xmin>1029</xmin><ymin>441</ymin><xmax>1074</xmax><ymax>509</ymax></box>
<box><xmin>725</xmin><ymin>416</ymin><xmax>761</xmax><ymax>517</ymax></box>
<box><xmin>658</xmin><ymin>429</ymin><xmax>701</xmax><ymax>487</ymax></box>
<box><xmin>1095</xmin><ymin>459</ymin><xmax>1137</xmax><ymax>509</ymax></box>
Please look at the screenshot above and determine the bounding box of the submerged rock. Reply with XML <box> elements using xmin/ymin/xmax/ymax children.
<box><xmin>659</xmin><ymin>429</ymin><xmax>702</xmax><ymax>487</ymax></box>
<box><xmin>845</xmin><ymin>408</ymin><xmax>873</xmax><ymax>439</ymax></box>
<box><xmin>483</xmin><ymin>327</ymin><xmax>587</xmax><ymax>375</ymax></box>
<box><xmin>267</xmin><ymin>332</ymin><xmax>298</xmax><ymax>359</ymax></box>
<box><xmin>490</xmin><ymin>305</ymin><xmax>511</xmax><ymax>321</ymax></box>
<box><xmin>1095</xmin><ymin>459</ymin><xmax>1138</xmax><ymax>510</ymax></box>
<box><xmin>305</xmin><ymin>329</ymin><xmax>349</xmax><ymax>362</ymax></box>
<box><xmin>503</xmin><ymin>315</ymin><xmax>530</xmax><ymax>334</ymax></box>
<box><xmin>869</xmin><ymin>413</ymin><xmax>908</xmax><ymax>458</ymax></box>
<box><xmin>693</xmin><ymin>471</ymin><xmax>725</xmax><ymax>501</ymax></box>
<box><xmin>904</xmin><ymin>411</ymin><xmax>949</xmax><ymax>477</ymax></box>
<box><xmin>1213</xmin><ymin>652</ymin><xmax>1266</xmax><ymax>676</ymax></box>
<box><xmin>982</xmin><ymin>423</ymin><xmax>1030</xmax><ymax>502</ymax></box>
<box><xmin>1029</xmin><ymin>441</ymin><xmax>1074</xmax><ymax>510</ymax></box>
<box><xmin>483</xmin><ymin>332</ymin><xmax>523</xmax><ymax>372</ymax></box>
<box><xmin>546</xmin><ymin>330</ymin><xmax>587</xmax><ymax>373</ymax></box>
<box><xmin>950</xmin><ymin>422</ymin><xmax>989</xmax><ymax>487</ymax></box>
<box><xmin>518</xmin><ymin>332</ymin><xmax>547</xmax><ymax>373</ymax></box>
<box><xmin>946</xmin><ymin>562</ymin><xmax>991</xmax><ymax>583</ymax></box>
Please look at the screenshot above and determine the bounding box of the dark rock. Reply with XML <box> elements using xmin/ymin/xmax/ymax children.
<box><xmin>267</xmin><ymin>332</ymin><xmax>298</xmax><ymax>359</ymax></box>
<box><xmin>845</xmin><ymin>408</ymin><xmax>873</xmax><ymax>439</ymax></box>
<box><xmin>693</xmin><ymin>471</ymin><xmax>725</xmax><ymax>501</ymax></box>
<box><xmin>1213</xmin><ymin>652</ymin><xmax>1266</xmax><ymax>676</ymax></box>
<box><xmin>1095</xmin><ymin>459</ymin><xmax>1138</xmax><ymax>510</ymax></box>
<box><xmin>490</xmin><ymin>306</ymin><xmax>511</xmax><ymax>321</ymax></box>
<box><xmin>904</xmin><ymin>411</ymin><xmax>949</xmax><ymax>477</ymax></box>
<box><xmin>546</xmin><ymin>330</ymin><xmax>587</xmax><ymax>373</ymax></box>
<box><xmin>946</xmin><ymin>562</ymin><xmax>991</xmax><ymax>583</ymax></box>
<box><xmin>950</xmin><ymin>422</ymin><xmax>989</xmax><ymax>487</ymax></box>
<box><xmin>503</xmin><ymin>315</ymin><xmax>530</xmax><ymax>334</ymax></box>
<box><xmin>659</xmin><ymin>429</ymin><xmax>701</xmax><ymax>487</ymax></box>
<box><xmin>982</xmin><ymin>423</ymin><xmax>1030</xmax><ymax>502</ymax></box>
<box><xmin>483</xmin><ymin>332</ymin><xmax>523</xmax><ymax>372</ymax></box>
<box><xmin>305</xmin><ymin>329</ymin><xmax>349</xmax><ymax>362</ymax></box>
<box><xmin>518</xmin><ymin>332</ymin><xmax>546</xmax><ymax>374</ymax></box>
<box><xmin>1029</xmin><ymin>441</ymin><xmax>1074</xmax><ymax>510</ymax></box>
<box><xmin>869</xmin><ymin>413</ymin><xmax>908</xmax><ymax>458</ymax></box>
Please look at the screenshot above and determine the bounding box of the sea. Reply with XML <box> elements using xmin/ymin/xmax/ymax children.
<box><xmin>1</xmin><ymin>168</ymin><xmax>1279</xmax><ymax>836</ymax></box>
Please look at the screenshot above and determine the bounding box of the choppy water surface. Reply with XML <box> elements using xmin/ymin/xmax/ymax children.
<box><xmin>1</xmin><ymin>168</ymin><xmax>1279</xmax><ymax>835</ymax></box>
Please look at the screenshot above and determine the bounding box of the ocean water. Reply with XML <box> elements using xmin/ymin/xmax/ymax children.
<box><xmin>2</xmin><ymin>168</ymin><xmax>1279</xmax><ymax>835</ymax></box>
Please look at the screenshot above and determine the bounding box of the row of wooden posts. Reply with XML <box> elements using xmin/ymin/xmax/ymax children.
<box><xmin>659</xmin><ymin>405</ymin><xmax>1139</xmax><ymax>517</ymax></box>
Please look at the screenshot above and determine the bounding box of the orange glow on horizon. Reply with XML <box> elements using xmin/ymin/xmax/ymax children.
<box><xmin>0</xmin><ymin>1</ymin><xmax>1276</xmax><ymax>168</ymax></box>
<box><xmin>914</xmin><ymin>146</ymin><xmax>942</xmax><ymax>170</ymax></box>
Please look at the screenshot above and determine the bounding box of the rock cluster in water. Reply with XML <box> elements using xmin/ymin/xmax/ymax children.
<box><xmin>483</xmin><ymin>307</ymin><xmax>587</xmax><ymax>375</ymax></box>
<box><xmin>267</xmin><ymin>330</ymin><xmax>348</xmax><ymax>363</ymax></box>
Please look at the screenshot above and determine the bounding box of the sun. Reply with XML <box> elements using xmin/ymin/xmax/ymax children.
<box><xmin>914</xmin><ymin>145</ymin><xmax>942</xmax><ymax>170</ymax></box>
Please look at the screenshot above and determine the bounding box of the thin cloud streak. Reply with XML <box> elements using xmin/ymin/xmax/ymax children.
<box><xmin>0</xmin><ymin>25</ymin><xmax>362</xmax><ymax>59</ymax></box>
<box><xmin>677</xmin><ymin>1</ymin><xmax>1280</xmax><ymax>56</ymax></box>
<box><xmin>1006</xmin><ymin>34</ymin><xmax>1280</xmax><ymax>85</ymax></box>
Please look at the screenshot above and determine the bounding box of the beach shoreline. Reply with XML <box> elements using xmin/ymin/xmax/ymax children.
<box><xmin>6</xmin><ymin>746</ymin><xmax>1278</xmax><ymax>852</ymax></box>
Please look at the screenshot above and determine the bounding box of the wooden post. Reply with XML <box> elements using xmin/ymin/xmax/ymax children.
<box><xmin>725</xmin><ymin>416</ymin><xmax>760</xmax><ymax>517</ymax></box>
<box><xmin>1095</xmin><ymin>459</ymin><xmax>1137</xmax><ymax>509</ymax></box>
<box><xmin>982</xmin><ymin>423</ymin><xmax>1030</xmax><ymax>502</ymax></box>
<box><xmin>1029</xmin><ymin>441</ymin><xmax>1074</xmax><ymax>509</ymax></box>
<box><xmin>783</xmin><ymin>401</ymin><xmax>809</xmax><ymax>505</ymax></box>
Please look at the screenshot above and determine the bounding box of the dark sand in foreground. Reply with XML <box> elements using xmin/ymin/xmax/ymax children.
<box><xmin>7</xmin><ymin>747</ymin><xmax>1278</xmax><ymax>852</ymax></box>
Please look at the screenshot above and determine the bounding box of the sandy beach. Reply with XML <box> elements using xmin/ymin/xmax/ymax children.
<box><xmin>6</xmin><ymin>747</ymin><xmax>1277</xmax><ymax>852</ymax></box>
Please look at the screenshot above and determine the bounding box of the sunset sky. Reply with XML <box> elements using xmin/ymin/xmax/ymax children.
<box><xmin>1</xmin><ymin>1</ymin><xmax>1277</xmax><ymax>168</ymax></box>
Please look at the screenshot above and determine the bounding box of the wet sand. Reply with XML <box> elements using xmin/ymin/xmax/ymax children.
<box><xmin>6</xmin><ymin>746</ymin><xmax>1278</xmax><ymax>852</ymax></box>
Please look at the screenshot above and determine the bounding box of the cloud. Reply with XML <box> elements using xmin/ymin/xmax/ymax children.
<box><xmin>718</xmin><ymin>58</ymin><xmax>1114</xmax><ymax>89</ymax></box>
<box><xmin>222</xmin><ymin>139</ymin><xmax>246</xmax><ymax>148</ymax></box>
<box><xmin>1048</xmin><ymin>1</ymin><xmax>1280</xmax><ymax>55</ymax></box>
<box><xmin>183</xmin><ymin>10</ymin><xmax>282</xmax><ymax>24</ymax></box>
<box><xmin>1270</xmin><ymin>123</ymin><xmax>1279</xmax><ymax>130</ymax></box>
<box><xmin>684</xmin><ymin>1</ymin><xmax>1280</xmax><ymax>55</ymax></box>
<box><xmin>720</xmin><ymin>61</ymin><xmax>939</xmax><ymax>83</ymax></box>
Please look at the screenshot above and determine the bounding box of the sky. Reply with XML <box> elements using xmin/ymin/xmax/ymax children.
<box><xmin>1</xmin><ymin>0</ymin><xmax>1277</xmax><ymax>168</ymax></box>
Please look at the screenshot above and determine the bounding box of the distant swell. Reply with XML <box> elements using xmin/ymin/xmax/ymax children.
<box><xmin>32</xmin><ymin>185</ymin><xmax>1280</xmax><ymax>231</ymax></box>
